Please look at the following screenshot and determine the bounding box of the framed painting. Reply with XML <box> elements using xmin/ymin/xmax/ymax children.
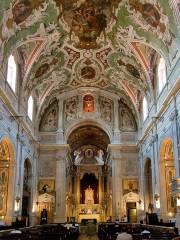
<box><xmin>123</xmin><ymin>179</ymin><xmax>138</xmax><ymax>194</ymax></box>
<box><xmin>38</xmin><ymin>179</ymin><xmax>55</xmax><ymax>193</ymax></box>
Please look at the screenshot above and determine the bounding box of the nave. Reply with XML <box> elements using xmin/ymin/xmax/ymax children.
<box><xmin>0</xmin><ymin>0</ymin><xmax>180</xmax><ymax>238</ymax></box>
<box><xmin>0</xmin><ymin>222</ymin><xmax>179</xmax><ymax>240</ymax></box>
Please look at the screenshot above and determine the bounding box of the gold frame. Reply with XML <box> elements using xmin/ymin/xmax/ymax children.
<box><xmin>122</xmin><ymin>179</ymin><xmax>138</xmax><ymax>194</ymax></box>
<box><xmin>38</xmin><ymin>179</ymin><xmax>55</xmax><ymax>193</ymax></box>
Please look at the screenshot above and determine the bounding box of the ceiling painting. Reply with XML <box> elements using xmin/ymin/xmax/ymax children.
<box><xmin>0</xmin><ymin>0</ymin><xmax>179</xmax><ymax>116</ymax></box>
<box><xmin>56</xmin><ymin>0</ymin><xmax>122</xmax><ymax>49</ymax></box>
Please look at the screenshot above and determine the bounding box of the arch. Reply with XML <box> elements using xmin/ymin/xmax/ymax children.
<box><xmin>65</xmin><ymin>119</ymin><xmax>113</xmax><ymax>144</ymax></box>
<box><xmin>122</xmin><ymin>192</ymin><xmax>140</xmax><ymax>223</ymax></box>
<box><xmin>144</xmin><ymin>158</ymin><xmax>153</xmax><ymax>213</ymax></box>
<box><xmin>22</xmin><ymin>158</ymin><xmax>32</xmax><ymax>225</ymax></box>
<box><xmin>67</xmin><ymin>125</ymin><xmax>110</xmax><ymax>153</ymax></box>
<box><xmin>159</xmin><ymin>138</ymin><xmax>175</xmax><ymax>220</ymax></box>
<box><xmin>0</xmin><ymin>137</ymin><xmax>15</xmax><ymax>225</ymax></box>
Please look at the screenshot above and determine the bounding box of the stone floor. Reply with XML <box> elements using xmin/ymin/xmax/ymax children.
<box><xmin>78</xmin><ymin>233</ymin><xmax>99</xmax><ymax>240</ymax></box>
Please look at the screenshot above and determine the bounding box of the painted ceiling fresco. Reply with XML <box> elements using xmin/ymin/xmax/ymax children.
<box><xmin>0</xmin><ymin>0</ymin><xmax>179</xmax><ymax>113</ymax></box>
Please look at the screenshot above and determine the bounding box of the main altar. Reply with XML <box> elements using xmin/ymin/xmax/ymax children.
<box><xmin>65</xmin><ymin>143</ymin><xmax>112</xmax><ymax>223</ymax></box>
<box><xmin>77</xmin><ymin>203</ymin><xmax>102</xmax><ymax>223</ymax></box>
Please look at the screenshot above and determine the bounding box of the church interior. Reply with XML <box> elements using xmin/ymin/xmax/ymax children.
<box><xmin>0</xmin><ymin>0</ymin><xmax>180</xmax><ymax>239</ymax></box>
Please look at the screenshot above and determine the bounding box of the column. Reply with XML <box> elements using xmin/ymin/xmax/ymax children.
<box><xmin>109</xmin><ymin>145</ymin><xmax>122</xmax><ymax>221</ymax></box>
<box><xmin>169</xmin><ymin>99</ymin><xmax>179</xmax><ymax>176</ymax></box>
<box><xmin>98</xmin><ymin>171</ymin><xmax>102</xmax><ymax>204</ymax></box>
<box><xmin>113</xmin><ymin>99</ymin><xmax>121</xmax><ymax>143</ymax></box>
<box><xmin>54</xmin><ymin>146</ymin><xmax>68</xmax><ymax>223</ymax></box>
<box><xmin>30</xmin><ymin>152</ymin><xmax>39</xmax><ymax>226</ymax></box>
<box><xmin>56</xmin><ymin>99</ymin><xmax>64</xmax><ymax>144</ymax></box>
<box><xmin>76</xmin><ymin>171</ymin><xmax>80</xmax><ymax>205</ymax></box>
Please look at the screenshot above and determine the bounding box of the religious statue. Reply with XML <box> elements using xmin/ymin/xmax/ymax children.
<box><xmin>74</xmin><ymin>149</ymin><xmax>83</xmax><ymax>165</ymax></box>
<box><xmin>95</xmin><ymin>149</ymin><xmax>104</xmax><ymax>165</ymax></box>
<box><xmin>85</xmin><ymin>185</ymin><xmax>94</xmax><ymax>204</ymax></box>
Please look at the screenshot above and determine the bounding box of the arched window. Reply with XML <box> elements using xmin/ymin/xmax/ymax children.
<box><xmin>143</xmin><ymin>97</ymin><xmax>148</xmax><ymax>120</ymax></box>
<box><xmin>158</xmin><ymin>57</ymin><xmax>166</xmax><ymax>93</ymax></box>
<box><xmin>28</xmin><ymin>96</ymin><xmax>33</xmax><ymax>120</ymax></box>
<box><xmin>7</xmin><ymin>55</ymin><xmax>17</xmax><ymax>92</ymax></box>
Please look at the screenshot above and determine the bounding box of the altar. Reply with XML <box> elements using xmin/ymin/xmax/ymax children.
<box><xmin>78</xmin><ymin>213</ymin><xmax>100</xmax><ymax>223</ymax></box>
<box><xmin>77</xmin><ymin>204</ymin><xmax>102</xmax><ymax>223</ymax></box>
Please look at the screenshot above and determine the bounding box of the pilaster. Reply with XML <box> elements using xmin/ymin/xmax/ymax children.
<box><xmin>54</xmin><ymin>145</ymin><xmax>69</xmax><ymax>223</ymax></box>
<box><xmin>56</xmin><ymin>100</ymin><xmax>64</xmax><ymax>144</ymax></box>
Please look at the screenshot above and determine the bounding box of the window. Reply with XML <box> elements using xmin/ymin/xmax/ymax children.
<box><xmin>143</xmin><ymin>97</ymin><xmax>148</xmax><ymax>120</ymax></box>
<box><xmin>7</xmin><ymin>55</ymin><xmax>17</xmax><ymax>92</ymax></box>
<box><xmin>158</xmin><ymin>57</ymin><xmax>166</xmax><ymax>93</ymax></box>
<box><xmin>28</xmin><ymin>96</ymin><xmax>33</xmax><ymax>120</ymax></box>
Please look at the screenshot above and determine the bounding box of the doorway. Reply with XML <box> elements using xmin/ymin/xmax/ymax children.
<box><xmin>127</xmin><ymin>202</ymin><xmax>137</xmax><ymax>223</ymax></box>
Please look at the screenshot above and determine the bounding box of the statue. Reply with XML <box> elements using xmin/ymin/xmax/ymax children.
<box><xmin>95</xmin><ymin>149</ymin><xmax>104</xmax><ymax>165</ymax></box>
<box><xmin>85</xmin><ymin>185</ymin><xmax>94</xmax><ymax>204</ymax></box>
<box><xmin>74</xmin><ymin>149</ymin><xmax>83</xmax><ymax>165</ymax></box>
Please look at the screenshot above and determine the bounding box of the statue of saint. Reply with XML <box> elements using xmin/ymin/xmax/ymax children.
<box><xmin>74</xmin><ymin>149</ymin><xmax>83</xmax><ymax>165</ymax></box>
<box><xmin>85</xmin><ymin>185</ymin><xmax>94</xmax><ymax>204</ymax></box>
<box><xmin>95</xmin><ymin>149</ymin><xmax>104</xmax><ymax>165</ymax></box>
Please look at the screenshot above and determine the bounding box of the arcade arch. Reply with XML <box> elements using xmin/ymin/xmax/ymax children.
<box><xmin>22</xmin><ymin>158</ymin><xmax>32</xmax><ymax>226</ymax></box>
<box><xmin>67</xmin><ymin>124</ymin><xmax>111</xmax><ymax>222</ymax></box>
<box><xmin>144</xmin><ymin>158</ymin><xmax>153</xmax><ymax>213</ymax></box>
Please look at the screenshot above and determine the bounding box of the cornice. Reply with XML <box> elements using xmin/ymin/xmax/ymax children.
<box><xmin>107</xmin><ymin>143</ymin><xmax>138</xmax><ymax>153</ymax></box>
<box><xmin>40</xmin><ymin>144</ymin><xmax>70</xmax><ymax>151</ymax></box>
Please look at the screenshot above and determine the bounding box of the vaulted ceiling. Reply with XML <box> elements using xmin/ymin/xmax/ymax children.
<box><xmin>0</xmin><ymin>0</ymin><xmax>179</xmax><ymax>115</ymax></box>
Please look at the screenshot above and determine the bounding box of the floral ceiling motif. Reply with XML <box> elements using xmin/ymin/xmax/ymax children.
<box><xmin>0</xmin><ymin>0</ymin><xmax>179</xmax><ymax>112</ymax></box>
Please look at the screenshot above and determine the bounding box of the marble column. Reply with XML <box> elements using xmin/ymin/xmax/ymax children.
<box><xmin>5</xmin><ymin>161</ymin><xmax>16</xmax><ymax>225</ymax></box>
<box><xmin>54</xmin><ymin>146</ymin><xmax>68</xmax><ymax>223</ymax></box>
<box><xmin>98</xmin><ymin>170</ymin><xmax>102</xmax><ymax>204</ymax></box>
<box><xmin>169</xmin><ymin>106</ymin><xmax>179</xmax><ymax>176</ymax></box>
<box><xmin>113</xmin><ymin>99</ymin><xmax>121</xmax><ymax>143</ymax></box>
<box><xmin>76</xmin><ymin>172</ymin><xmax>80</xmax><ymax>205</ymax></box>
<box><xmin>109</xmin><ymin>145</ymin><xmax>122</xmax><ymax>221</ymax></box>
<box><xmin>56</xmin><ymin>99</ymin><xmax>64</xmax><ymax>144</ymax></box>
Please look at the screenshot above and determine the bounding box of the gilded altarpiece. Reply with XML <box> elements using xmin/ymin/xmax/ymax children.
<box><xmin>37</xmin><ymin>179</ymin><xmax>55</xmax><ymax>223</ymax></box>
<box><xmin>0</xmin><ymin>141</ymin><xmax>10</xmax><ymax>217</ymax></box>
